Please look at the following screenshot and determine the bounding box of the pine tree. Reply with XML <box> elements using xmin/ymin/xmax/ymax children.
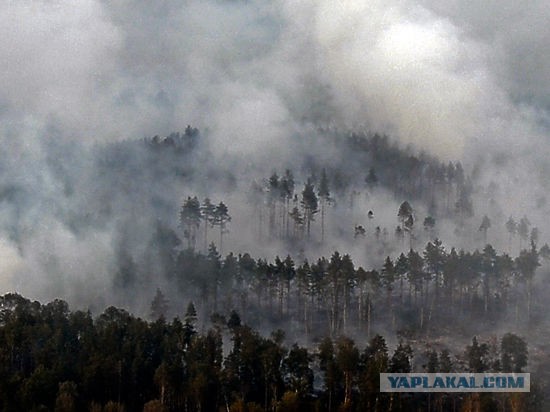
<box><xmin>282</xmin><ymin>344</ymin><xmax>313</xmax><ymax>398</ymax></box>
<box><xmin>466</xmin><ymin>337</ymin><xmax>489</xmax><ymax>373</ymax></box>
<box><xmin>289</xmin><ymin>207</ymin><xmax>304</xmax><ymax>240</ymax></box>
<box><xmin>318</xmin><ymin>338</ymin><xmax>341</xmax><ymax>412</ymax></box>
<box><xmin>505</xmin><ymin>216</ymin><xmax>517</xmax><ymax>253</ymax></box>
<box><xmin>359</xmin><ymin>335</ymin><xmax>388</xmax><ymax>411</ymax></box>
<box><xmin>398</xmin><ymin>201</ymin><xmax>414</xmax><ymax>248</ymax></box>
<box><xmin>336</xmin><ymin>337</ymin><xmax>359</xmax><ymax>408</ymax></box>
<box><xmin>501</xmin><ymin>333</ymin><xmax>528</xmax><ymax>373</ymax></box>
<box><xmin>397</xmin><ymin>201</ymin><xmax>412</xmax><ymax>227</ymax></box>
<box><xmin>268</xmin><ymin>173</ymin><xmax>280</xmax><ymax>238</ymax></box>
<box><xmin>515</xmin><ymin>242</ymin><xmax>540</xmax><ymax>321</ymax></box>
<box><xmin>280</xmin><ymin>169</ymin><xmax>295</xmax><ymax>239</ymax></box>
<box><xmin>530</xmin><ymin>227</ymin><xmax>539</xmax><ymax>246</ymax></box>
<box><xmin>212</xmin><ymin>202</ymin><xmax>231</xmax><ymax>255</ymax></box>
<box><xmin>301</xmin><ymin>179</ymin><xmax>318</xmax><ymax>240</ymax></box>
<box><xmin>206</xmin><ymin>243</ymin><xmax>222</xmax><ymax>310</ymax></box>
<box><xmin>395</xmin><ymin>253</ymin><xmax>408</xmax><ymax>304</ymax></box>
<box><xmin>425</xmin><ymin>350</ymin><xmax>439</xmax><ymax>373</ymax></box>
<box><xmin>354</xmin><ymin>225</ymin><xmax>366</xmax><ymax>239</ymax></box>
<box><xmin>389</xmin><ymin>342</ymin><xmax>413</xmax><ymax>373</ymax></box>
<box><xmin>439</xmin><ymin>349</ymin><xmax>453</xmax><ymax>373</ymax></box>
<box><xmin>407</xmin><ymin>249</ymin><xmax>424</xmax><ymax>306</ymax></box>
<box><xmin>518</xmin><ymin>216</ymin><xmax>531</xmax><ymax>250</ymax></box>
<box><xmin>180</xmin><ymin>196</ymin><xmax>202</xmax><ymax>250</ymax></box>
<box><xmin>318</xmin><ymin>168</ymin><xmax>331</xmax><ymax>243</ymax></box>
<box><xmin>479</xmin><ymin>215</ymin><xmax>491</xmax><ymax>242</ymax></box>
<box><xmin>424</xmin><ymin>239</ymin><xmax>446</xmax><ymax>304</ymax></box>
<box><xmin>381</xmin><ymin>256</ymin><xmax>395</xmax><ymax>306</ymax></box>
<box><xmin>183</xmin><ymin>302</ymin><xmax>197</xmax><ymax>347</ymax></box>
<box><xmin>455</xmin><ymin>185</ymin><xmax>474</xmax><ymax>220</ymax></box>
<box><xmin>201</xmin><ymin>198</ymin><xmax>216</xmax><ymax>252</ymax></box>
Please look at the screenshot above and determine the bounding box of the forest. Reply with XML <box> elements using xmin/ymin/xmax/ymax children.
<box><xmin>0</xmin><ymin>292</ymin><xmax>538</xmax><ymax>412</ymax></box>
<box><xmin>3</xmin><ymin>1</ymin><xmax>550</xmax><ymax>411</ymax></box>
<box><xmin>1</xmin><ymin>128</ymin><xmax>550</xmax><ymax>411</ymax></box>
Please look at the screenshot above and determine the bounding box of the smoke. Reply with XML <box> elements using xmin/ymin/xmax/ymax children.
<box><xmin>0</xmin><ymin>237</ymin><xmax>23</xmax><ymax>292</ymax></box>
<box><xmin>2</xmin><ymin>0</ymin><xmax>548</xmax><ymax>156</ymax></box>
<box><xmin>0</xmin><ymin>0</ymin><xmax>549</xmax><ymax>310</ymax></box>
<box><xmin>0</xmin><ymin>1</ymin><xmax>121</xmax><ymax>140</ymax></box>
<box><xmin>309</xmin><ymin>0</ymin><xmax>549</xmax><ymax>162</ymax></box>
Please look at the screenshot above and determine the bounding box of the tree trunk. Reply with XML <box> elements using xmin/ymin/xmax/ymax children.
<box><xmin>367</xmin><ymin>296</ymin><xmax>372</xmax><ymax>339</ymax></box>
<box><xmin>344</xmin><ymin>371</ymin><xmax>352</xmax><ymax>406</ymax></box>
<box><xmin>278</xmin><ymin>282</ymin><xmax>284</xmax><ymax>319</ymax></box>
<box><xmin>258</xmin><ymin>205</ymin><xmax>263</xmax><ymax>241</ymax></box>
<box><xmin>527</xmin><ymin>278</ymin><xmax>532</xmax><ymax>322</ymax></box>
<box><xmin>204</xmin><ymin>219</ymin><xmax>208</xmax><ymax>252</ymax></box>
<box><xmin>321</xmin><ymin>200</ymin><xmax>326</xmax><ymax>243</ymax></box>
<box><xmin>358</xmin><ymin>283</ymin><xmax>364</xmax><ymax>323</ymax></box>
<box><xmin>219</xmin><ymin>224</ymin><xmax>224</xmax><ymax>256</ymax></box>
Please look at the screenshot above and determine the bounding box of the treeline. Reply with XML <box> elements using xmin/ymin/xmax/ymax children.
<box><xmin>107</xmin><ymin>127</ymin><xmax>476</xmax><ymax>243</ymax></box>
<box><xmin>328</xmin><ymin>131</ymin><xmax>473</xmax><ymax>218</ymax></box>
<box><xmin>130</xmin><ymin>220</ymin><xmax>548</xmax><ymax>339</ymax></box>
<box><xmin>247</xmin><ymin>153</ymin><xmax>471</xmax><ymax>246</ymax></box>
<box><xmin>32</xmin><ymin>127</ymin><xmax>483</xmax><ymax>271</ymax></box>
<box><xmin>0</xmin><ymin>293</ymin><xmax>538</xmax><ymax>411</ymax></box>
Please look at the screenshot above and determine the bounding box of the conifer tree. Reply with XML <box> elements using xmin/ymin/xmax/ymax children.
<box><xmin>515</xmin><ymin>242</ymin><xmax>540</xmax><ymax>320</ymax></box>
<box><xmin>183</xmin><ymin>302</ymin><xmax>197</xmax><ymax>347</ymax></box>
<box><xmin>479</xmin><ymin>215</ymin><xmax>491</xmax><ymax>242</ymax></box>
<box><xmin>301</xmin><ymin>179</ymin><xmax>318</xmax><ymax>240</ymax></box>
<box><xmin>212</xmin><ymin>202</ymin><xmax>231</xmax><ymax>255</ymax></box>
<box><xmin>381</xmin><ymin>256</ymin><xmax>395</xmax><ymax>313</ymax></box>
<box><xmin>389</xmin><ymin>342</ymin><xmax>413</xmax><ymax>373</ymax></box>
<box><xmin>336</xmin><ymin>337</ymin><xmax>359</xmax><ymax>408</ymax></box>
<box><xmin>318</xmin><ymin>168</ymin><xmax>331</xmax><ymax>243</ymax></box>
<box><xmin>501</xmin><ymin>333</ymin><xmax>528</xmax><ymax>373</ymax></box>
<box><xmin>180</xmin><ymin>196</ymin><xmax>202</xmax><ymax>250</ymax></box>
<box><xmin>466</xmin><ymin>336</ymin><xmax>489</xmax><ymax>373</ymax></box>
<box><xmin>318</xmin><ymin>338</ymin><xmax>341</xmax><ymax>412</ymax></box>
<box><xmin>268</xmin><ymin>173</ymin><xmax>280</xmax><ymax>238</ymax></box>
<box><xmin>280</xmin><ymin>169</ymin><xmax>295</xmax><ymax>239</ymax></box>
<box><xmin>359</xmin><ymin>335</ymin><xmax>389</xmax><ymax>410</ymax></box>
<box><xmin>518</xmin><ymin>216</ymin><xmax>531</xmax><ymax>250</ymax></box>
<box><xmin>506</xmin><ymin>216</ymin><xmax>517</xmax><ymax>253</ymax></box>
<box><xmin>201</xmin><ymin>198</ymin><xmax>216</xmax><ymax>252</ymax></box>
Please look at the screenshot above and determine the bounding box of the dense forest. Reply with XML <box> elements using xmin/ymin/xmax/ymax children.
<box><xmin>1</xmin><ymin>129</ymin><xmax>550</xmax><ymax>411</ymax></box>
<box><xmin>0</xmin><ymin>292</ymin><xmax>539</xmax><ymax>412</ymax></box>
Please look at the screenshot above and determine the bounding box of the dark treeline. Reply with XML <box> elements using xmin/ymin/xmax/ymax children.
<box><xmin>88</xmin><ymin>127</ymin><xmax>474</xmax><ymax>236</ymax></box>
<box><xmin>328</xmin><ymin>131</ymin><xmax>471</xmax><ymax>217</ymax></box>
<box><xmin>0</xmin><ymin>293</ymin><xmax>539</xmax><ymax>412</ymax></box>
<box><xmin>131</xmin><ymin>223</ymin><xmax>547</xmax><ymax>341</ymax></box>
<box><xmin>248</xmin><ymin>131</ymin><xmax>473</xmax><ymax>244</ymax></box>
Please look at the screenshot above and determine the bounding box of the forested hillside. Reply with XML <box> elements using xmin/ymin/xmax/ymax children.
<box><xmin>0</xmin><ymin>293</ymin><xmax>540</xmax><ymax>411</ymax></box>
<box><xmin>3</xmin><ymin>0</ymin><xmax>550</xmax><ymax>410</ymax></box>
<box><xmin>1</xmin><ymin>128</ymin><xmax>550</xmax><ymax>411</ymax></box>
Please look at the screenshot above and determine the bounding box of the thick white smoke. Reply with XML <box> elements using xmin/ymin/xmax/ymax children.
<box><xmin>1</xmin><ymin>0</ymin><xmax>549</xmax><ymax>307</ymax></box>
<box><xmin>1</xmin><ymin>0</ymin><xmax>548</xmax><ymax>158</ymax></box>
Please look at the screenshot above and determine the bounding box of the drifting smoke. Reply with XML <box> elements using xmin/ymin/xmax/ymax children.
<box><xmin>3</xmin><ymin>1</ymin><xmax>548</xmax><ymax>155</ymax></box>
<box><xmin>0</xmin><ymin>0</ymin><xmax>549</xmax><ymax>309</ymax></box>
